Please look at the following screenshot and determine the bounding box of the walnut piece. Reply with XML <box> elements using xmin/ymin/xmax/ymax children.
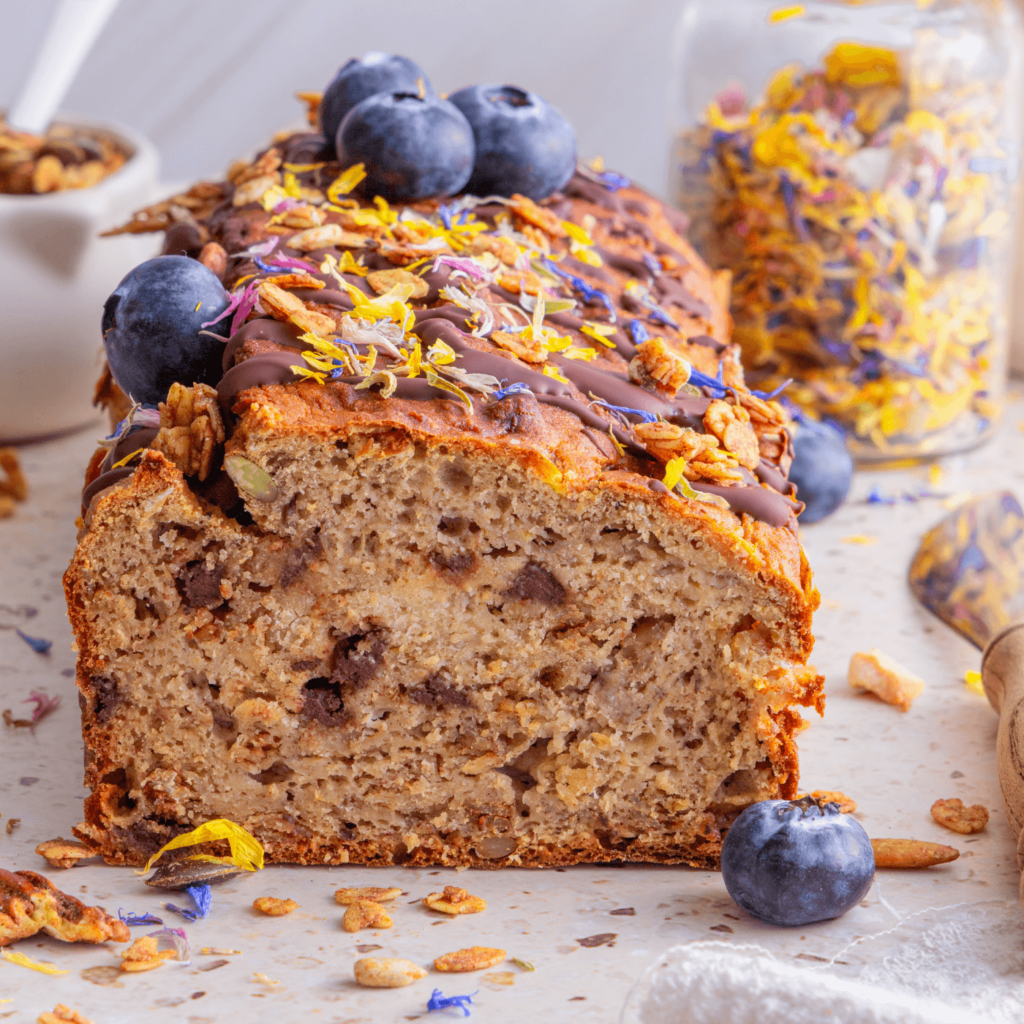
<box><xmin>434</xmin><ymin>946</ymin><xmax>506</xmax><ymax>972</ymax></box>
<box><xmin>151</xmin><ymin>383</ymin><xmax>225</xmax><ymax>482</ymax></box>
<box><xmin>629</xmin><ymin>337</ymin><xmax>691</xmax><ymax>398</ymax></box>
<box><xmin>35</xmin><ymin>838</ymin><xmax>95</xmax><ymax>869</ymax></box>
<box><xmin>0</xmin><ymin>869</ymin><xmax>129</xmax><ymax>946</ymax></box>
<box><xmin>253</xmin><ymin>896</ymin><xmax>299</xmax><ymax>916</ymax></box>
<box><xmin>423</xmin><ymin>885</ymin><xmax>487</xmax><ymax>916</ymax></box>
<box><xmin>848</xmin><ymin>648</ymin><xmax>924</xmax><ymax>712</ymax></box>
<box><xmin>931</xmin><ymin>798</ymin><xmax>988</xmax><ymax>834</ymax></box>
<box><xmin>342</xmin><ymin>898</ymin><xmax>393</xmax><ymax>932</ymax></box>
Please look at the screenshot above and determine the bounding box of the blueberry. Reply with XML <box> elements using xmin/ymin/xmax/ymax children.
<box><xmin>789</xmin><ymin>418</ymin><xmax>854</xmax><ymax>524</ymax></box>
<box><xmin>721</xmin><ymin>797</ymin><xmax>875</xmax><ymax>927</ymax></box>
<box><xmin>320</xmin><ymin>53</ymin><xmax>432</xmax><ymax>159</ymax></box>
<box><xmin>102</xmin><ymin>256</ymin><xmax>230</xmax><ymax>407</ymax></box>
<box><xmin>448</xmin><ymin>84</ymin><xmax>577</xmax><ymax>201</ymax></box>
<box><xmin>337</xmin><ymin>92</ymin><xmax>474</xmax><ymax>203</ymax></box>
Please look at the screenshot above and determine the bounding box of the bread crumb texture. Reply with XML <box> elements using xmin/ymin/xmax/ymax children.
<box><xmin>66</xmin><ymin>410</ymin><xmax>820</xmax><ymax>868</ymax></box>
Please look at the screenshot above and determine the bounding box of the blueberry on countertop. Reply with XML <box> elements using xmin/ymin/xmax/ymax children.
<box><xmin>102</xmin><ymin>256</ymin><xmax>230</xmax><ymax>407</ymax></box>
<box><xmin>320</xmin><ymin>53</ymin><xmax>432</xmax><ymax>159</ymax></box>
<box><xmin>448</xmin><ymin>84</ymin><xmax>577</xmax><ymax>201</ymax></box>
<box><xmin>337</xmin><ymin>92</ymin><xmax>474</xmax><ymax>203</ymax></box>
<box><xmin>721</xmin><ymin>797</ymin><xmax>875</xmax><ymax>927</ymax></box>
<box><xmin>789</xmin><ymin>418</ymin><xmax>854</xmax><ymax>524</ymax></box>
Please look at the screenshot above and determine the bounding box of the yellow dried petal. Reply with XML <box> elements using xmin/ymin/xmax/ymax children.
<box><xmin>327</xmin><ymin>163</ymin><xmax>367</xmax><ymax>203</ymax></box>
<box><xmin>138</xmin><ymin>818</ymin><xmax>264</xmax><ymax>875</ymax></box>
<box><xmin>1</xmin><ymin>949</ymin><xmax>68</xmax><ymax>974</ymax></box>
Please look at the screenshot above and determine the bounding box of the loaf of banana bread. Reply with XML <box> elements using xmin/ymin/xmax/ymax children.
<box><xmin>66</xmin><ymin>75</ymin><xmax>821</xmax><ymax>869</ymax></box>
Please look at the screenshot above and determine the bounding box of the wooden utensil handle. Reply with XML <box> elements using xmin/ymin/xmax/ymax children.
<box><xmin>982</xmin><ymin>622</ymin><xmax>1024</xmax><ymax>881</ymax></box>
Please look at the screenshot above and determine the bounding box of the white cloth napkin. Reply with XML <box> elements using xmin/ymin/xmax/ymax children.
<box><xmin>622</xmin><ymin>900</ymin><xmax>1024</xmax><ymax>1024</ymax></box>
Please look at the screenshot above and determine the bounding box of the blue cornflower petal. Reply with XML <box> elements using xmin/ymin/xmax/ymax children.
<box><xmin>16</xmin><ymin>630</ymin><xmax>52</xmax><ymax>656</ymax></box>
<box><xmin>427</xmin><ymin>989</ymin><xmax>476</xmax><ymax>1016</ymax></box>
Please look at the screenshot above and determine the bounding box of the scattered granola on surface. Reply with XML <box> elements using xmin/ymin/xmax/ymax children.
<box><xmin>353</xmin><ymin>957</ymin><xmax>427</xmax><ymax>988</ymax></box>
<box><xmin>35</xmin><ymin>839</ymin><xmax>95</xmax><ymax>869</ymax></box>
<box><xmin>848</xmin><ymin>648</ymin><xmax>924</xmax><ymax>711</ymax></box>
<box><xmin>434</xmin><ymin>946</ymin><xmax>506</xmax><ymax>972</ymax></box>
<box><xmin>931</xmin><ymin>798</ymin><xmax>988</xmax><ymax>835</ymax></box>
<box><xmin>119</xmin><ymin>935</ymin><xmax>176</xmax><ymax>972</ymax></box>
<box><xmin>334</xmin><ymin>885</ymin><xmax>402</xmax><ymax>905</ymax></box>
<box><xmin>252</xmin><ymin>896</ymin><xmax>299</xmax><ymax>916</ymax></box>
<box><xmin>423</xmin><ymin>886</ymin><xmax>486</xmax><ymax>916</ymax></box>
<box><xmin>37</xmin><ymin>1006</ymin><xmax>93</xmax><ymax>1024</ymax></box>
<box><xmin>342</xmin><ymin>898</ymin><xmax>393</xmax><ymax>932</ymax></box>
<box><xmin>871</xmin><ymin>838</ymin><xmax>959</xmax><ymax>868</ymax></box>
<box><xmin>0</xmin><ymin>118</ymin><xmax>126</xmax><ymax>194</ymax></box>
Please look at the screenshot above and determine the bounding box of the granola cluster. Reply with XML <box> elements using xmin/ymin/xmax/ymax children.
<box><xmin>0</xmin><ymin>119</ymin><xmax>126</xmax><ymax>195</ymax></box>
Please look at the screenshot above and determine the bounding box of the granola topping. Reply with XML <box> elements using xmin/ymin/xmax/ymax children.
<box><xmin>0</xmin><ymin>119</ymin><xmax>127</xmax><ymax>195</ymax></box>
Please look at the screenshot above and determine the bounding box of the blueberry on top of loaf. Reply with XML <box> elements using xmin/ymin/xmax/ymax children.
<box><xmin>70</xmin><ymin>65</ymin><xmax>822</xmax><ymax>871</ymax></box>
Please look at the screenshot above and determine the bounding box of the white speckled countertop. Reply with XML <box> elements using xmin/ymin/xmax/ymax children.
<box><xmin>2</xmin><ymin>399</ymin><xmax>1023</xmax><ymax>1023</ymax></box>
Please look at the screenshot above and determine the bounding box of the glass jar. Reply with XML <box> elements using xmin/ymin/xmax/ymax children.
<box><xmin>670</xmin><ymin>0</ymin><xmax>1024</xmax><ymax>461</ymax></box>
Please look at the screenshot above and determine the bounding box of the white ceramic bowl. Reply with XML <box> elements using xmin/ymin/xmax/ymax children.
<box><xmin>0</xmin><ymin>116</ymin><xmax>160</xmax><ymax>443</ymax></box>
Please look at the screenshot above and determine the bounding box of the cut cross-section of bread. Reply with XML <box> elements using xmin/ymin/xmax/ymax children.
<box><xmin>67</xmin><ymin>385</ymin><xmax>821</xmax><ymax>868</ymax></box>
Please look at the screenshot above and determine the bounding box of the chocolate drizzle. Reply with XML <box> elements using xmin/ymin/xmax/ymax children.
<box><xmin>221</xmin><ymin>318</ymin><xmax>307</xmax><ymax>373</ymax></box>
<box><xmin>218</xmin><ymin>351</ymin><xmax>303</xmax><ymax>414</ymax></box>
<box><xmin>88</xmin><ymin>150</ymin><xmax>799</xmax><ymax>531</ymax></box>
<box><xmin>81</xmin><ymin>467</ymin><xmax>135</xmax><ymax>514</ymax></box>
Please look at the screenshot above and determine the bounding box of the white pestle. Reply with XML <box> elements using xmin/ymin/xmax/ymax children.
<box><xmin>7</xmin><ymin>0</ymin><xmax>122</xmax><ymax>136</ymax></box>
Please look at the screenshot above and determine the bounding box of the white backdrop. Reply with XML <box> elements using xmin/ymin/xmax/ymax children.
<box><xmin>1</xmin><ymin>0</ymin><xmax>683</xmax><ymax>195</ymax></box>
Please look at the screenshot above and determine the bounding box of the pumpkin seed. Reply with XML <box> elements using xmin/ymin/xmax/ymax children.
<box><xmin>145</xmin><ymin>857</ymin><xmax>246</xmax><ymax>890</ymax></box>
<box><xmin>224</xmin><ymin>454</ymin><xmax>278</xmax><ymax>502</ymax></box>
